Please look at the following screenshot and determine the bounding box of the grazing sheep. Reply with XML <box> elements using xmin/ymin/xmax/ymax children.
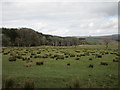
<box><xmin>92</xmin><ymin>54</ymin><xmax>96</xmax><ymax>55</ymax></box>
<box><xmin>40</xmin><ymin>62</ymin><xmax>44</xmax><ymax>65</ymax></box>
<box><xmin>69</xmin><ymin>54</ymin><xmax>75</xmax><ymax>57</ymax></box>
<box><xmin>89</xmin><ymin>58</ymin><xmax>92</xmax><ymax>60</ymax></box>
<box><xmin>31</xmin><ymin>53</ymin><xmax>35</xmax><ymax>55</ymax></box>
<box><xmin>42</xmin><ymin>55</ymin><xmax>48</xmax><ymax>58</ymax></box>
<box><xmin>50</xmin><ymin>55</ymin><xmax>55</xmax><ymax>59</ymax></box>
<box><xmin>37</xmin><ymin>52</ymin><xmax>41</xmax><ymax>54</ymax></box>
<box><xmin>65</xmin><ymin>56</ymin><xmax>69</xmax><ymax>58</ymax></box>
<box><xmin>22</xmin><ymin>57</ymin><xmax>30</xmax><ymax>61</ymax></box>
<box><xmin>16</xmin><ymin>55</ymin><xmax>22</xmax><ymax>59</ymax></box>
<box><xmin>34</xmin><ymin>55</ymin><xmax>38</xmax><ymax>58</ymax></box>
<box><xmin>113</xmin><ymin>59</ymin><xmax>119</xmax><ymax>62</ymax></box>
<box><xmin>9</xmin><ymin>57</ymin><xmax>16</xmax><ymax>62</ymax></box>
<box><xmin>21</xmin><ymin>53</ymin><xmax>26</xmax><ymax>55</ymax></box>
<box><xmin>80</xmin><ymin>54</ymin><xmax>85</xmax><ymax>56</ymax></box>
<box><xmin>77</xmin><ymin>55</ymin><xmax>81</xmax><ymax>57</ymax></box>
<box><xmin>64</xmin><ymin>53</ymin><xmax>67</xmax><ymax>55</ymax></box>
<box><xmin>75</xmin><ymin>58</ymin><xmax>80</xmax><ymax>60</ymax></box>
<box><xmin>110</xmin><ymin>52</ymin><xmax>114</xmax><ymax>54</ymax></box>
<box><xmin>75</xmin><ymin>50</ymin><xmax>80</xmax><ymax>53</ymax></box>
<box><xmin>36</xmin><ymin>61</ymin><xmax>44</xmax><ymax>65</ymax></box>
<box><xmin>116</xmin><ymin>53</ymin><xmax>120</xmax><ymax>56</ymax></box>
<box><xmin>30</xmin><ymin>60</ymin><xmax>33</xmax><ymax>62</ymax></box>
<box><xmin>3</xmin><ymin>52</ymin><xmax>8</xmax><ymax>55</ymax></box>
<box><xmin>101</xmin><ymin>53</ymin><xmax>104</xmax><ymax>55</ymax></box>
<box><xmin>54</xmin><ymin>54</ymin><xmax>59</xmax><ymax>57</ymax></box>
<box><xmin>64</xmin><ymin>52</ymin><xmax>70</xmax><ymax>55</ymax></box>
<box><xmin>105</xmin><ymin>52</ymin><xmax>109</xmax><ymax>54</ymax></box>
<box><xmin>96</xmin><ymin>55</ymin><xmax>102</xmax><ymax>58</ymax></box>
<box><xmin>84</xmin><ymin>52</ymin><xmax>90</xmax><ymax>56</ymax></box>
<box><xmin>36</xmin><ymin>62</ymin><xmax>40</xmax><ymax>65</ymax></box>
<box><xmin>56</xmin><ymin>55</ymin><xmax>64</xmax><ymax>60</ymax></box>
<box><xmin>100</xmin><ymin>62</ymin><xmax>108</xmax><ymax>66</ymax></box>
<box><xmin>24</xmin><ymin>63</ymin><xmax>32</xmax><ymax>67</ymax></box>
<box><xmin>89</xmin><ymin>64</ymin><xmax>93</xmax><ymax>68</ymax></box>
<box><xmin>67</xmin><ymin>63</ymin><xmax>70</xmax><ymax>66</ymax></box>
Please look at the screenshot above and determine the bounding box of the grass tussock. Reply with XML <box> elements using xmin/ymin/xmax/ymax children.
<box><xmin>86</xmin><ymin>78</ymin><xmax>96</xmax><ymax>88</ymax></box>
<box><xmin>3</xmin><ymin>77</ymin><xmax>35</xmax><ymax>89</ymax></box>
<box><xmin>4</xmin><ymin>76</ymin><xmax>15</xmax><ymax>88</ymax></box>
<box><xmin>66</xmin><ymin>77</ymin><xmax>80</xmax><ymax>88</ymax></box>
<box><xmin>24</xmin><ymin>78</ymin><xmax>35</xmax><ymax>89</ymax></box>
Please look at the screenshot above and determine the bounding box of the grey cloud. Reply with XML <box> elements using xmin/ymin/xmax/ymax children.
<box><xmin>1</xmin><ymin>1</ymin><xmax>118</xmax><ymax>36</ymax></box>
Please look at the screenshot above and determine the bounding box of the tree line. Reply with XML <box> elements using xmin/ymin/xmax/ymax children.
<box><xmin>1</xmin><ymin>27</ymin><xmax>88</xmax><ymax>47</ymax></box>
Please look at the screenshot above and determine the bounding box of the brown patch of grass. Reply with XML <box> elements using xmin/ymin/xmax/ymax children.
<box><xmin>66</xmin><ymin>77</ymin><xmax>80</xmax><ymax>88</ymax></box>
<box><xmin>4</xmin><ymin>76</ymin><xmax>15</xmax><ymax>88</ymax></box>
<box><xmin>24</xmin><ymin>78</ymin><xmax>35</xmax><ymax>89</ymax></box>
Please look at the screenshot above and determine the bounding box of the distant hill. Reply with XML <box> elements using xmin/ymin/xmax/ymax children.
<box><xmin>75</xmin><ymin>34</ymin><xmax>119</xmax><ymax>45</ymax></box>
<box><xmin>92</xmin><ymin>34</ymin><xmax>119</xmax><ymax>40</ymax></box>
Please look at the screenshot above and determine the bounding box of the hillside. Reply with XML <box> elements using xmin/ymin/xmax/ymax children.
<box><xmin>77</xmin><ymin>34</ymin><xmax>119</xmax><ymax>45</ymax></box>
<box><xmin>1</xmin><ymin>27</ymin><xmax>119</xmax><ymax>46</ymax></box>
<box><xmin>93</xmin><ymin>34</ymin><xmax>120</xmax><ymax>40</ymax></box>
<box><xmin>1</xmin><ymin>27</ymin><xmax>83</xmax><ymax>47</ymax></box>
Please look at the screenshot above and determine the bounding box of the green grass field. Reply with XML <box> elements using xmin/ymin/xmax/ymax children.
<box><xmin>2</xmin><ymin>45</ymin><xmax>119</xmax><ymax>88</ymax></box>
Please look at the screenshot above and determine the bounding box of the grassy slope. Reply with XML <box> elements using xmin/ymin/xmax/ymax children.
<box><xmin>86</xmin><ymin>38</ymin><xmax>102</xmax><ymax>45</ymax></box>
<box><xmin>2</xmin><ymin>45</ymin><xmax>119</xmax><ymax>88</ymax></box>
<box><xmin>85</xmin><ymin>37</ymin><xmax>118</xmax><ymax>45</ymax></box>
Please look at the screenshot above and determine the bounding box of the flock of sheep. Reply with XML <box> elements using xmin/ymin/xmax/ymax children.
<box><xmin>2</xmin><ymin>47</ymin><xmax>119</xmax><ymax>68</ymax></box>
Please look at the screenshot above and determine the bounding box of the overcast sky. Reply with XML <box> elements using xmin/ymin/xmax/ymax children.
<box><xmin>1</xmin><ymin>0</ymin><xmax>119</xmax><ymax>36</ymax></box>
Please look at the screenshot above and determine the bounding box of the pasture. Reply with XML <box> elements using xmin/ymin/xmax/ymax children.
<box><xmin>2</xmin><ymin>45</ymin><xmax>119</xmax><ymax>88</ymax></box>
